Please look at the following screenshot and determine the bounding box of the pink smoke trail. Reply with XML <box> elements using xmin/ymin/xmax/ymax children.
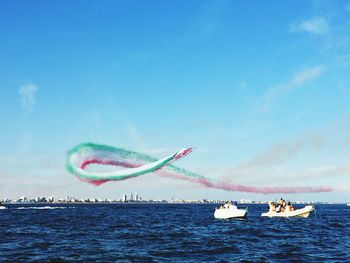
<box><xmin>156</xmin><ymin>170</ymin><xmax>333</xmax><ymax>194</ymax></box>
<box><xmin>78</xmin><ymin>159</ymin><xmax>142</xmax><ymax>186</ymax></box>
<box><xmin>77</xmin><ymin>155</ymin><xmax>333</xmax><ymax>193</ymax></box>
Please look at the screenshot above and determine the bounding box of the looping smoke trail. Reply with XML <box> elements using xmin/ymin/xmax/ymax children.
<box><xmin>66</xmin><ymin>143</ymin><xmax>333</xmax><ymax>194</ymax></box>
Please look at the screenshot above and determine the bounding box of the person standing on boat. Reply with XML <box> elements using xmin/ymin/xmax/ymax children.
<box><xmin>276</xmin><ymin>198</ymin><xmax>281</xmax><ymax>212</ymax></box>
<box><xmin>276</xmin><ymin>204</ymin><xmax>281</xmax><ymax>213</ymax></box>
<box><xmin>282</xmin><ymin>200</ymin><xmax>287</xmax><ymax>212</ymax></box>
<box><xmin>277</xmin><ymin>198</ymin><xmax>287</xmax><ymax>212</ymax></box>
<box><xmin>278</xmin><ymin>198</ymin><xmax>284</xmax><ymax>206</ymax></box>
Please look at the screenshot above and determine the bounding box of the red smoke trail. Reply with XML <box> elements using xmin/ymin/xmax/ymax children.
<box><xmin>157</xmin><ymin>171</ymin><xmax>333</xmax><ymax>194</ymax></box>
<box><xmin>78</xmin><ymin>158</ymin><xmax>142</xmax><ymax>186</ymax></box>
<box><xmin>78</xmin><ymin>158</ymin><xmax>333</xmax><ymax>193</ymax></box>
<box><xmin>80</xmin><ymin>159</ymin><xmax>139</xmax><ymax>169</ymax></box>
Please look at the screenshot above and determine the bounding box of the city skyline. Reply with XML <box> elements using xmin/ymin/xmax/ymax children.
<box><xmin>1</xmin><ymin>1</ymin><xmax>350</xmax><ymax>202</ymax></box>
<box><xmin>2</xmin><ymin>192</ymin><xmax>345</xmax><ymax>205</ymax></box>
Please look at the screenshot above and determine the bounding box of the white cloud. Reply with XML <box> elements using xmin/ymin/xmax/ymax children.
<box><xmin>222</xmin><ymin>135</ymin><xmax>327</xmax><ymax>182</ymax></box>
<box><xmin>291</xmin><ymin>66</ymin><xmax>324</xmax><ymax>86</ymax></box>
<box><xmin>262</xmin><ymin>65</ymin><xmax>324</xmax><ymax>111</ymax></box>
<box><xmin>18</xmin><ymin>84</ymin><xmax>38</xmax><ymax>112</ymax></box>
<box><xmin>290</xmin><ymin>17</ymin><xmax>329</xmax><ymax>35</ymax></box>
<box><xmin>295</xmin><ymin>163</ymin><xmax>350</xmax><ymax>181</ymax></box>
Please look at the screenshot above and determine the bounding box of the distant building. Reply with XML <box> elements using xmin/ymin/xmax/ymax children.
<box><xmin>18</xmin><ymin>196</ymin><xmax>28</xmax><ymax>203</ymax></box>
<box><xmin>122</xmin><ymin>194</ymin><xmax>127</xmax><ymax>202</ymax></box>
<box><xmin>35</xmin><ymin>196</ymin><xmax>48</xmax><ymax>203</ymax></box>
<box><xmin>135</xmin><ymin>193</ymin><xmax>139</xmax><ymax>202</ymax></box>
<box><xmin>130</xmin><ymin>193</ymin><xmax>134</xmax><ymax>202</ymax></box>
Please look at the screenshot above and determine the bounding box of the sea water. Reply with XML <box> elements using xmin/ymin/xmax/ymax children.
<box><xmin>0</xmin><ymin>204</ymin><xmax>349</xmax><ymax>262</ymax></box>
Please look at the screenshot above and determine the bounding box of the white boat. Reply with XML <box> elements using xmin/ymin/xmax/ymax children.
<box><xmin>261</xmin><ymin>205</ymin><xmax>314</xmax><ymax>218</ymax></box>
<box><xmin>214</xmin><ymin>203</ymin><xmax>247</xmax><ymax>219</ymax></box>
<box><xmin>0</xmin><ymin>206</ymin><xmax>7</xmax><ymax>210</ymax></box>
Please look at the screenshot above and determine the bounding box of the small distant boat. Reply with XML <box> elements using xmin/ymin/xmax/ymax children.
<box><xmin>261</xmin><ymin>205</ymin><xmax>314</xmax><ymax>218</ymax></box>
<box><xmin>214</xmin><ymin>202</ymin><xmax>247</xmax><ymax>219</ymax></box>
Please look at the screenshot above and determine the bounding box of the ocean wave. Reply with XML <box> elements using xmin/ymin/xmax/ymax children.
<box><xmin>16</xmin><ymin>206</ymin><xmax>73</xmax><ymax>210</ymax></box>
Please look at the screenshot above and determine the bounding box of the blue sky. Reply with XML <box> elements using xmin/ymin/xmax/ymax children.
<box><xmin>1</xmin><ymin>0</ymin><xmax>350</xmax><ymax>202</ymax></box>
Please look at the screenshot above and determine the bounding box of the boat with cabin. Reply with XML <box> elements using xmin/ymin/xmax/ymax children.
<box><xmin>214</xmin><ymin>201</ymin><xmax>247</xmax><ymax>219</ymax></box>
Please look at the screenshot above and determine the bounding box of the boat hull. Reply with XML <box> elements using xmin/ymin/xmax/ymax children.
<box><xmin>214</xmin><ymin>208</ymin><xmax>247</xmax><ymax>219</ymax></box>
<box><xmin>261</xmin><ymin>205</ymin><xmax>314</xmax><ymax>218</ymax></box>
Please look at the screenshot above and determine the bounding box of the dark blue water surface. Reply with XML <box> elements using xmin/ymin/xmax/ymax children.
<box><xmin>0</xmin><ymin>204</ymin><xmax>349</xmax><ymax>262</ymax></box>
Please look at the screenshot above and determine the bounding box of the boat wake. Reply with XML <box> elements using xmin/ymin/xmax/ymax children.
<box><xmin>16</xmin><ymin>206</ymin><xmax>74</xmax><ymax>210</ymax></box>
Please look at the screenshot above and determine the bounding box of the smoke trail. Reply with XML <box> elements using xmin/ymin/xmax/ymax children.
<box><xmin>157</xmin><ymin>171</ymin><xmax>332</xmax><ymax>194</ymax></box>
<box><xmin>67</xmin><ymin>143</ymin><xmax>333</xmax><ymax>194</ymax></box>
